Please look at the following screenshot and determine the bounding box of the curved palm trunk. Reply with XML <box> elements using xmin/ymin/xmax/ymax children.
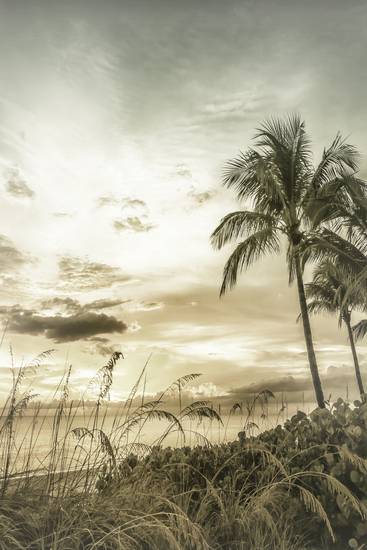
<box><xmin>345</xmin><ymin>316</ymin><xmax>365</xmax><ymax>400</ymax></box>
<box><xmin>295</xmin><ymin>257</ymin><xmax>325</xmax><ymax>408</ymax></box>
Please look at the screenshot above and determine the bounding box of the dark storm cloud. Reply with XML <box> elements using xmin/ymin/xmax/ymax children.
<box><xmin>58</xmin><ymin>256</ymin><xmax>132</xmax><ymax>290</ymax></box>
<box><xmin>114</xmin><ymin>216</ymin><xmax>155</xmax><ymax>232</ymax></box>
<box><xmin>5</xmin><ymin>168</ymin><xmax>34</xmax><ymax>199</ymax></box>
<box><xmin>0</xmin><ymin>234</ymin><xmax>29</xmax><ymax>271</ymax></box>
<box><xmin>0</xmin><ymin>305</ymin><xmax>127</xmax><ymax>343</ymax></box>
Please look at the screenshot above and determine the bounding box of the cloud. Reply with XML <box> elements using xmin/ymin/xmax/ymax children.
<box><xmin>96</xmin><ymin>194</ymin><xmax>119</xmax><ymax>208</ymax></box>
<box><xmin>175</xmin><ymin>164</ymin><xmax>192</xmax><ymax>179</ymax></box>
<box><xmin>84</xmin><ymin>298</ymin><xmax>130</xmax><ymax>311</ymax></box>
<box><xmin>86</xmin><ymin>336</ymin><xmax>121</xmax><ymax>356</ymax></box>
<box><xmin>0</xmin><ymin>234</ymin><xmax>30</xmax><ymax>271</ymax></box>
<box><xmin>128</xmin><ymin>320</ymin><xmax>141</xmax><ymax>333</ymax></box>
<box><xmin>114</xmin><ymin>216</ymin><xmax>155</xmax><ymax>232</ymax></box>
<box><xmin>191</xmin><ymin>91</ymin><xmax>273</xmax><ymax>127</ymax></box>
<box><xmin>97</xmin><ymin>195</ymin><xmax>147</xmax><ymax>211</ymax></box>
<box><xmin>41</xmin><ymin>297</ymin><xmax>81</xmax><ymax>314</ymax></box>
<box><xmin>114</xmin><ymin>198</ymin><xmax>153</xmax><ymax>232</ymax></box>
<box><xmin>201</xmin><ymin>97</ymin><xmax>257</xmax><ymax>121</ymax></box>
<box><xmin>41</xmin><ymin>296</ymin><xmax>128</xmax><ymax>314</ymax></box>
<box><xmin>121</xmin><ymin>198</ymin><xmax>147</xmax><ymax>210</ymax></box>
<box><xmin>58</xmin><ymin>256</ymin><xmax>132</xmax><ymax>290</ymax></box>
<box><xmin>53</xmin><ymin>212</ymin><xmax>73</xmax><ymax>218</ymax></box>
<box><xmin>229</xmin><ymin>375</ymin><xmax>313</xmax><ymax>397</ymax></box>
<box><xmin>5</xmin><ymin>168</ymin><xmax>34</xmax><ymax>199</ymax></box>
<box><xmin>188</xmin><ymin>187</ymin><xmax>215</xmax><ymax>205</ymax></box>
<box><xmin>0</xmin><ymin>305</ymin><xmax>127</xmax><ymax>343</ymax></box>
<box><xmin>96</xmin><ymin>194</ymin><xmax>153</xmax><ymax>233</ymax></box>
<box><xmin>123</xmin><ymin>301</ymin><xmax>164</xmax><ymax>313</ymax></box>
<box><xmin>223</xmin><ymin>364</ymin><xmax>367</xmax><ymax>404</ymax></box>
<box><xmin>137</xmin><ymin>301</ymin><xmax>164</xmax><ymax>311</ymax></box>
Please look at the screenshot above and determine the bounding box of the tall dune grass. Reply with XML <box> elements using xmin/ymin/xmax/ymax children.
<box><xmin>0</xmin><ymin>351</ymin><xmax>364</xmax><ymax>549</ymax></box>
<box><xmin>0</xmin><ymin>352</ymin><xmax>221</xmax><ymax>495</ymax></box>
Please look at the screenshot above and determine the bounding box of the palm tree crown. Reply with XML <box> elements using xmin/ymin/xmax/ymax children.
<box><xmin>302</xmin><ymin>156</ymin><xmax>367</xmax><ymax>311</ymax></box>
<box><xmin>306</xmin><ymin>260</ymin><xmax>366</xmax><ymax>399</ymax></box>
<box><xmin>211</xmin><ymin>116</ymin><xmax>359</xmax><ymax>293</ymax></box>
<box><xmin>306</xmin><ymin>260</ymin><xmax>364</xmax><ymax>322</ymax></box>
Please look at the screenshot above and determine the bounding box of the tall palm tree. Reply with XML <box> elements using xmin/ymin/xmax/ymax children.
<box><xmin>306</xmin><ymin>260</ymin><xmax>365</xmax><ymax>399</ymax></box>
<box><xmin>211</xmin><ymin>115</ymin><xmax>360</xmax><ymax>409</ymax></box>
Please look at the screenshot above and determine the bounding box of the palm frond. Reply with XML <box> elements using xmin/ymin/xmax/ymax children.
<box><xmin>211</xmin><ymin>210</ymin><xmax>277</xmax><ymax>250</ymax></box>
<box><xmin>306</xmin><ymin>174</ymin><xmax>367</xmax><ymax>245</ymax></box>
<box><xmin>254</xmin><ymin>114</ymin><xmax>312</xmax><ymax>203</ymax></box>
<box><xmin>304</xmin><ymin>229</ymin><xmax>366</xmax><ymax>273</ymax></box>
<box><xmin>307</xmin><ymin>298</ymin><xmax>337</xmax><ymax>316</ymax></box>
<box><xmin>223</xmin><ymin>150</ymin><xmax>286</xmax><ymax>214</ymax></box>
<box><xmin>312</xmin><ymin>133</ymin><xmax>360</xmax><ymax>189</ymax></box>
<box><xmin>220</xmin><ymin>227</ymin><xmax>280</xmax><ymax>296</ymax></box>
<box><xmin>353</xmin><ymin>319</ymin><xmax>367</xmax><ymax>341</ymax></box>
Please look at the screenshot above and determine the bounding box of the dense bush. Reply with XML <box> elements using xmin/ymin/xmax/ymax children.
<box><xmin>98</xmin><ymin>399</ymin><xmax>367</xmax><ymax>549</ymax></box>
<box><xmin>258</xmin><ymin>398</ymin><xmax>367</xmax><ymax>548</ymax></box>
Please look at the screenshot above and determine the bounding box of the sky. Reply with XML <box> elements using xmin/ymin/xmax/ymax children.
<box><xmin>0</xmin><ymin>0</ymin><xmax>366</xmax><ymax>404</ymax></box>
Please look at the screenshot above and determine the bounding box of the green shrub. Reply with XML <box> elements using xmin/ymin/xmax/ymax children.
<box><xmin>99</xmin><ymin>399</ymin><xmax>367</xmax><ymax>549</ymax></box>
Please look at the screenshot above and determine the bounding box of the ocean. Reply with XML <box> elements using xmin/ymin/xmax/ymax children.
<box><xmin>1</xmin><ymin>399</ymin><xmax>314</xmax><ymax>476</ymax></box>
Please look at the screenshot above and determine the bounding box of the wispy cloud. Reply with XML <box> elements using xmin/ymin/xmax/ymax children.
<box><xmin>52</xmin><ymin>212</ymin><xmax>73</xmax><ymax>218</ymax></box>
<box><xmin>175</xmin><ymin>164</ymin><xmax>192</xmax><ymax>179</ymax></box>
<box><xmin>187</xmin><ymin>187</ymin><xmax>215</xmax><ymax>206</ymax></box>
<box><xmin>96</xmin><ymin>194</ymin><xmax>119</xmax><ymax>208</ymax></box>
<box><xmin>41</xmin><ymin>296</ymin><xmax>129</xmax><ymax>314</ymax></box>
<box><xmin>121</xmin><ymin>198</ymin><xmax>147</xmax><ymax>210</ymax></box>
<box><xmin>85</xmin><ymin>336</ymin><xmax>122</xmax><ymax>356</ymax></box>
<box><xmin>0</xmin><ymin>234</ymin><xmax>31</xmax><ymax>271</ymax></box>
<box><xmin>58</xmin><ymin>256</ymin><xmax>133</xmax><ymax>291</ymax></box>
<box><xmin>113</xmin><ymin>216</ymin><xmax>155</xmax><ymax>233</ymax></box>
<box><xmin>3</xmin><ymin>167</ymin><xmax>35</xmax><ymax>199</ymax></box>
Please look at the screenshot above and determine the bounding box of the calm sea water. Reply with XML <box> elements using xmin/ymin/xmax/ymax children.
<box><xmin>2</xmin><ymin>401</ymin><xmax>313</xmax><ymax>475</ymax></box>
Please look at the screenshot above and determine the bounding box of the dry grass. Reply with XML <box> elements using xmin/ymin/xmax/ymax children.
<box><xmin>0</xmin><ymin>351</ymin><xmax>361</xmax><ymax>549</ymax></box>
